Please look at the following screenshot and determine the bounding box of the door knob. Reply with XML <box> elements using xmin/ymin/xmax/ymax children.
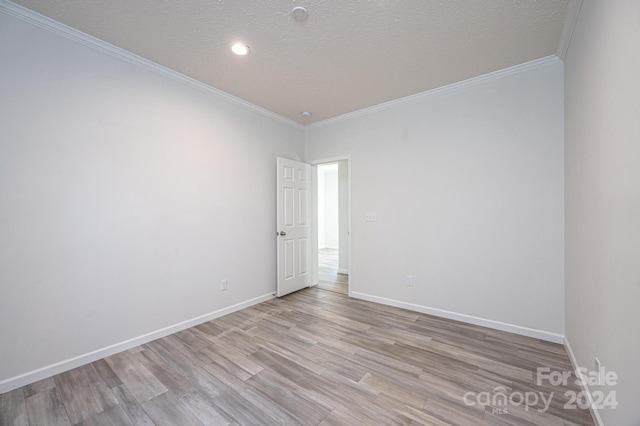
<box><xmin>278</xmin><ymin>231</ymin><xmax>286</xmax><ymax>236</ymax></box>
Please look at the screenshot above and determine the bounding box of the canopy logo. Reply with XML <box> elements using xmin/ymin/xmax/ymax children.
<box><xmin>463</xmin><ymin>366</ymin><xmax>618</xmax><ymax>415</ymax></box>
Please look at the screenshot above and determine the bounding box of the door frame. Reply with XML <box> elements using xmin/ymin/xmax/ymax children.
<box><xmin>310</xmin><ymin>155</ymin><xmax>352</xmax><ymax>297</ymax></box>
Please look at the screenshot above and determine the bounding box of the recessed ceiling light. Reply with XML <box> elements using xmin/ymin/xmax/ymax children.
<box><xmin>301</xmin><ymin>111</ymin><xmax>312</xmax><ymax>118</ymax></box>
<box><xmin>231</xmin><ymin>42</ymin><xmax>250</xmax><ymax>56</ymax></box>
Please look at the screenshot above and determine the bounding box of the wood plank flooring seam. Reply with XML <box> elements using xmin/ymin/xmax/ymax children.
<box><xmin>1</xmin><ymin>286</ymin><xmax>594</xmax><ymax>426</ymax></box>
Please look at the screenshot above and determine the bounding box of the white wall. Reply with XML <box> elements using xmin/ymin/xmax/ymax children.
<box><xmin>324</xmin><ymin>169</ymin><xmax>339</xmax><ymax>249</ymax></box>
<box><xmin>337</xmin><ymin>160</ymin><xmax>349</xmax><ymax>274</ymax></box>
<box><xmin>0</xmin><ymin>10</ymin><xmax>304</xmax><ymax>388</ymax></box>
<box><xmin>317</xmin><ymin>165</ymin><xmax>339</xmax><ymax>249</ymax></box>
<box><xmin>317</xmin><ymin>166</ymin><xmax>326</xmax><ymax>249</ymax></box>
<box><xmin>564</xmin><ymin>1</ymin><xmax>640</xmax><ymax>424</ymax></box>
<box><xmin>305</xmin><ymin>60</ymin><xmax>565</xmax><ymax>338</ymax></box>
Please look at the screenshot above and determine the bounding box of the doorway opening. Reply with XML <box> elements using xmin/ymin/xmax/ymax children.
<box><xmin>315</xmin><ymin>160</ymin><xmax>349</xmax><ymax>295</ymax></box>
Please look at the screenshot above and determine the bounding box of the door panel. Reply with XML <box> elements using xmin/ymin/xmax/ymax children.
<box><xmin>298</xmin><ymin>238</ymin><xmax>308</xmax><ymax>275</ymax></box>
<box><xmin>284</xmin><ymin>240</ymin><xmax>294</xmax><ymax>279</ymax></box>
<box><xmin>283</xmin><ymin>187</ymin><xmax>294</xmax><ymax>226</ymax></box>
<box><xmin>277</xmin><ymin>157</ymin><xmax>311</xmax><ymax>297</ymax></box>
<box><xmin>298</xmin><ymin>188</ymin><xmax>308</xmax><ymax>225</ymax></box>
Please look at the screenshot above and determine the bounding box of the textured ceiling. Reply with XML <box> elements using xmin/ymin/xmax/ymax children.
<box><xmin>11</xmin><ymin>0</ymin><xmax>569</xmax><ymax>124</ymax></box>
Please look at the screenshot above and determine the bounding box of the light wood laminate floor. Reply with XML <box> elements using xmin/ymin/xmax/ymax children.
<box><xmin>0</xmin><ymin>288</ymin><xmax>594</xmax><ymax>426</ymax></box>
<box><xmin>318</xmin><ymin>248</ymin><xmax>348</xmax><ymax>295</ymax></box>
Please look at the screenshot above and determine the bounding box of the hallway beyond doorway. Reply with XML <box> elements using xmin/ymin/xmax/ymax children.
<box><xmin>318</xmin><ymin>248</ymin><xmax>348</xmax><ymax>295</ymax></box>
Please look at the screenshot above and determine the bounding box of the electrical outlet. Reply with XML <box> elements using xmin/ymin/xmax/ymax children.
<box><xmin>405</xmin><ymin>275</ymin><xmax>413</xmax><ymax>286</ymax></box>
<box><xmin>365</xmin><ymin>212</ymin><xmax>377</xmax><ymax>222</ymax></box>
<box><xmin>220</xmin><ymin>279</ymin><xmax>228</xmax><ymax>291</ymax></box>
<box><xmin>595</xmin><ymin>357</ymin><xmax>602</xmax><ymax>385</ymax></box>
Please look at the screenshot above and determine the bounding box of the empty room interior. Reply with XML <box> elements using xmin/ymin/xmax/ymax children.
<box><xmin>0</xmin><ymin>1</ymin><xmax>638</xmax><ymax>425</ymax></box>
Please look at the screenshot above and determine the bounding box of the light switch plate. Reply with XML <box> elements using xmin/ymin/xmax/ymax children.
<box><xmin>365</xmin><ymin>212</ymin><xmax>377</xmax><ymax>222</ymax></box>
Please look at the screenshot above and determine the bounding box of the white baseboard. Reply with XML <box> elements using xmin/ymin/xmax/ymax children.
<box><xmin>564</xmin><ymin>337</ymin><xmax>604</xmax><ymax>426</ymax></box>
<box><xmin>337</xmin><ymin>268</ymin><xmax>349</xmax><ymax>275</ymax></box>
<box><xmin>350</xmin><ymin>291</ymin><xmax>565</xmax><ymax>344</ymax></box>
<box><xmin>0</xmin><ymin>292</ymin><xmax>274</xmax><ymax>394</ymax></box>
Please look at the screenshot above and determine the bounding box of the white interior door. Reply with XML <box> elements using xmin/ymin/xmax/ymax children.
<box><xmin>277</xmin><ymin>157</ymin><xmax>311</xmax><ymax>297</ymax></box>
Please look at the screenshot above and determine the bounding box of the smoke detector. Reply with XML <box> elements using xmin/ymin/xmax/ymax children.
<box><xmin>292</xmin><ymin>6</ymin><xmax>308</xmax><ymax>21</ymax></box>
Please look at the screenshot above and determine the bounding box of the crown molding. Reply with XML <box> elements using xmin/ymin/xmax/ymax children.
<box><xmin>307</xmin><ymin>55</ymin><xmax>562</xmax><ymax>130</ymax></box>
<box><xmin>1</xmin><ymin>0</ymin><xmax>569</xmax><ymax>131</ymax></box>
<box><xmin>0</xmin><ymin>0</ymin><xmax>304</xmax><ymax>131</ymax></box>
<box><xmin>556</xmin><ymin>0</ymin><xmax>583</xmax><ymax>60</ymax></box>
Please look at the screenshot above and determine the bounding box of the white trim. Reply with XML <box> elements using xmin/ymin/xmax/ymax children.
<box><xmin>308</xmin><ymin>156</ymin><xmax>352</xmax><ymax>166</ymax></box>
<box><xmin>0</xmin><ymin>0</ymin><xmax>303</xmax><ymax>131</ymax></box>
<box><xmin>0</xmin><ymin>0</ymin><xmax>566</xmax><ymax>130</ymax></box>
<box><xmin>564</xmin><ymin>338</ymin><xmax>605</xmax><ymax>426</ymax></box>
<box><xmin>351</xmin><ymin>291</ymin><xmax>565</xmax><ymax>344</ymax></box>
<box><xmin>556</xmin><ymin>0</ymin><xmax>583</xmax><ymax>60</ymax></box>
<box><xmin>0</xmin><ymin>292</ymin><xmax>274</xmax><ymax>394</ymax></box>
<box><xmin>307</xmin><ymin>55</ymin><xmax>561</xmax><ymax>129</ymax></box>
<box><xmin>337</xmin><ymin>268</ymin><xmax>349</xmax><ymax>275</ymax></box>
